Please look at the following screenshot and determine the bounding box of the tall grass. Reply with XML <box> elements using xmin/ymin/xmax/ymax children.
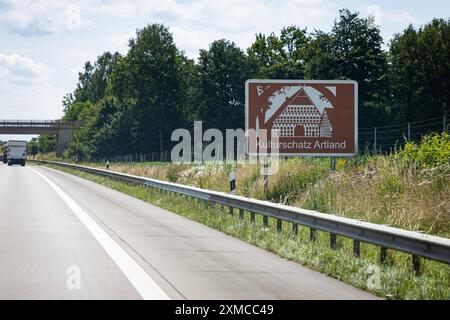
<box><xmin>297</xmin><ymin>156</ymin><xmax>450</xmax><ymax>237</ymax></box>
<box><xmin>80</xmin><ymin>154</ymin><xmax>449</xmax><ymax>238</ymax></box>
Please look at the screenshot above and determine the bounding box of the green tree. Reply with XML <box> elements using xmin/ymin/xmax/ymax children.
<box><xmin>72</xmin><ymin>52</ymin><xmax>122</xmax><ymax>104</ymax></box>
<box><xmin>248</xmin><ymin>26</ymin><xmax>310</xmax><ymax>79</ymax></box>
<box><xmin>389</xmin><ymin>19</ymin><xmax>450</xmax><ymax>121</ymax></box>
<box><xmin>197</xmin><ymin>39</ymin><xmax>252</xmax><ymax>131</ymax></box>
<box><xmin>37</xmin><ymin>134</ymin><xmax>56</xmax><ymax>153</ymax></box>
<box><xmin>91</xmin><ymin>98</ymin><xmax>136</xmax><ymax>156</ymax></box>
<box><xmin>27</xmin><ymin>138</ymin><xmax>39</xmax><ymax>156</ymax></box>
<box><xmin>307</xmin><ymin>9</ymin><xmax>389</xmax><ymax>126</ymax></box>
<box><xmin>120</xmin><ymin>24</ymin><xmax>187</xmax><ymax>152</ymax></box>
<box><xmin>63</xmin><ymin>51</ymin><xmax>121</xmax><ymax>124</ymax></box>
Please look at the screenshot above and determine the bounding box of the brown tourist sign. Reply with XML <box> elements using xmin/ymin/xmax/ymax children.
<box><xmin>246</xmin><ymin>80</ymin><xmax>358</xmax><ymax>156</ymax></box>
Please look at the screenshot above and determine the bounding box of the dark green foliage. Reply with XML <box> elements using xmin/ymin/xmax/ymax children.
<box><xmin>121</xmin><ymin>24</ymin><xmax>187</xmax><ymax>152</ymax></box>
<box><xmin>197</xmin><ymin>39</ymin><xmax>252</xmax><ymax>131</ymax></box>
<box><xmin>37</xmin><ymin>134</ymin><xmax>56</xmax><ymax>153</ymax></box>
<box><xmin>306</xmin><ymin>9</ymin><xmax>389</xmax><ymax>127</ymax></box>
<box><xmin>389</xmin><ymin>19</ymin><xmax>450</xmax><ymax>122</ymax></box>
<box><xmin>248</xmin><ymin>26</ymin><xmax>310</xmax><ymax>79</ymax></box>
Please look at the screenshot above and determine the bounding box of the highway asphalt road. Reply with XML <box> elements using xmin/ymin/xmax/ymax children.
<box><xmin>0</xmin><ymin>163</ymin><xmax>378</xmax><ymax>300</ymax></box>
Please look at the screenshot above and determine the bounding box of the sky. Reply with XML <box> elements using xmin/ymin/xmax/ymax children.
<box><xmin>0</xmin><ymin>0</ymin><xmax>449</xmax><ymax>141</ymax></box>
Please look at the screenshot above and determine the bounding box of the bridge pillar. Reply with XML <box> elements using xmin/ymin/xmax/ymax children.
<box><xmin>56</xmin><ymin>129</ymin><xmax>73</xmax><ymax>157</ymax></box>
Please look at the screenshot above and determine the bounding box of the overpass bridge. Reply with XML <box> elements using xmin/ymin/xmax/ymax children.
<box><xmin>0</xmin><ymin>120</ymin><xmax>81</xmax><ymax>156</ymax></box>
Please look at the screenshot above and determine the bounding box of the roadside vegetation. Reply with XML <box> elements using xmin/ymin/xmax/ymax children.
<box><xmin>40</xmin><ymin>133</ymin><xmax>450</xmax><ymax>299</ymax></box>
<box><xmin>62</xmin><ymin>133</ymin><xmax>450</xmax><ymax>238</ymax></box>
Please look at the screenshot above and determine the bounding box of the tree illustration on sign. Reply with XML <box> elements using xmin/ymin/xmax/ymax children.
<box><xmin>256</xmin><ymin>85</ymin><xmax>336</xmax><ymax>138</ymax></box>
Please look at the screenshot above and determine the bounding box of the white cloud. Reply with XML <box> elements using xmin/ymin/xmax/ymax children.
<box><xmin>360</xmin><ymin>4</ymin><xmax>419</xmax><ymax>46</ymax></box>
<box><xmin>365</xmin><ymin>4</ymin><xmax>382</xmax><ymax>26</ymax></box>
<box><xmin>83</xmin><ymin>0</ymin><xmax>336</xmax><ymax>59</ymax></box>
<box><xmin>136</xmin><ymin>0</ymin><xmax>334</xmax><ymax>33</ymax></box>
<box><xmin>64</xmin><ymin>5</ymin><xmax>82</xmax><ymax>31</ymax></box>
<box><xmin>0</xmin><ymin>78</ymin><xmax>63</xmax><ymax>140</ymax></box>
<box><xmin>383</xmin><ymin>10</ymin><xmax>418</xmax><ymax>25</ymax></box>
<box><xmin>107</xmin><ymin>32</ymin><xmax>135</xmax><ymax>54</ymax></box>
<box><xmin>363</xmin><ymin>4</ymin><xmax>418</xmax><ymax>27</ymax></box>
<box><xmin>0</xmin><ymin>0</ymin><xmax>336</xmax><ymax>58</ymax></box>
<box><xmin>133</xmin><ymin>0</ymin><xmax>336</xmax><ymax>58</ymax></box>
<box><xmin>0</xmin><ymin>82</ymin><xmax>63</xmax><ymax>118</ymax></box>
<box><xmin>0</xmin><ymin>52</ymin><xmax>62</xmax><ymax>127</ymax></box>
<box><xmin>0</xmin><ymin>0</ymin><xmax>87</xmax><ymax>35</ymax></box>
<box><xmin>0</xmin><ymin>52</ymin><xmax>48</xmax><ymax>84</ymax></box>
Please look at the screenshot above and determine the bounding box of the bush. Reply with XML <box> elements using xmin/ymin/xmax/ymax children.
<box><xmin>166</xmin><ymin>164</ymin><xmax>190</xmax><ymax>182</ymax></box>
<box><xmin>63</xmin><ymin>140</ymin><xmax>93</xmax><ymax>161</ymax></box>
<box><xmin>397</xmin><ymin>132</ymin><xmax>450</xmax><ymax>168</ymax></box>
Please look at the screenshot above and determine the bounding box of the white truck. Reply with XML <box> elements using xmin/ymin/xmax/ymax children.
<box><xmin>5</xmin><ymin>140</ymin><xmax>27</xmax><ymax>166</ymax></box>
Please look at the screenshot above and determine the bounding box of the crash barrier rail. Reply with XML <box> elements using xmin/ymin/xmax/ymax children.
<box><xmin>33</xmin><ymin>160</ymin><xmax>450</xmax><ymax>274</ymax></box>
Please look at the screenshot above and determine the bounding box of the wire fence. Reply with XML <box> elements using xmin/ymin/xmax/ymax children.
<box><xmin>91</xmin><ymin>151</ymin><xmax>172</xmax><ymax>164</ymax></box>
<box><xmin>91</xmin><ymin>114</ymin><xmax>449</xmax><ymax>164</ymax></box>
<box><xmin>359</xmin><ymin>114</ymin><xmax>448</xmax><ymax>153</ymax></box>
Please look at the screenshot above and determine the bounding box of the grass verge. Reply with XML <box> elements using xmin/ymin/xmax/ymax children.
<box><xmin>44</xmin><ymin>163</ymin><xmax>450</xmax><ymax>300</ymax></box>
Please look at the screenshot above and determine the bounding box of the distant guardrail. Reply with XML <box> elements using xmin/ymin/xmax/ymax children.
<box><xmin>33</xmin><ymin>160</ymin><xmax>450</xmax><ymax>274</ymax></box>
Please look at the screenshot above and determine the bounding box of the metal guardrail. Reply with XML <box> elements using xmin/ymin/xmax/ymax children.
<box><xmin>33</xmin><ymin>160</ymin><xmax>450</xmax><ymax>273</ymax></box>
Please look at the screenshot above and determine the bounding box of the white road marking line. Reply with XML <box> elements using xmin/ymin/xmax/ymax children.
<box><xmin>29</xmin><ymin>167</ymin><xmax>170</xmax><ymax>300</ymax></box>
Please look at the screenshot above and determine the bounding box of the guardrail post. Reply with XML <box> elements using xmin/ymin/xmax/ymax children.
<box><xmin>276</xmin><ymin>219</ymin><xmax>282</xmax><ymax>231</ymax></box>
<box><xmin>380</xmin><ymin>247</ymin><xmax>387</xmax><ymax>264</ymax></box>
<box><xmin>250</xmin><ymin>212</ymin><xmax>255</xmax><ymax>223</ymax></box>
<box><xmin>310</xmin><ymin>228</ymin><xmax>317</xmax><ymax>242</ymax></box>
<box><xmin>412</xmin><ymin>255</ymin><xmax>421</xmax><ymax>275</ymax></box>
<box><xmin>292</xmin><ymin>223</ymin><xmax>298</xmax><ymax>235</ymax></box>
<box><xmin>263</xmin><ymin>215</ymin><xmax>268</xmax><ymax>227</ymax></box>
<box><xmin>330</xmin><ymin>233</ymin><xmax>337</xmax><ymax>249</ymax></box>
<box><xmin>239</xmin><ymin>209</ymin><xmax>244</xmax><ymax>221</ymax></box>
<box><xmin>353</xmin><ymin>240</ymin><xmax>360</xmax><ymax>257</ymax></box>
<box><xmin>229</xmin><ymin>206</ymin><xmax>234</xmax><ymax>215</ymax></box>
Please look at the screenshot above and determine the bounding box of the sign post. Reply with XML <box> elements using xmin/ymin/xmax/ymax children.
<box><xmin>330</xmin><ymin>157</ymin><xmax>337</xmax><ymax>171</ymax></box>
